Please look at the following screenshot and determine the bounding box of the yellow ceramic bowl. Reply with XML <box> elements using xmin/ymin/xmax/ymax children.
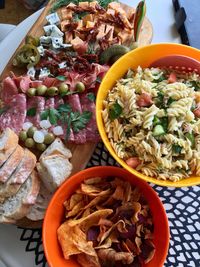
<box><xmin>96</xmin><ymin>43</ymin><xmax>200</xmax><ymax>187</ymax></box>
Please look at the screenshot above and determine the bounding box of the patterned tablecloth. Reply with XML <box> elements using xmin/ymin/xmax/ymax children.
<box><xmin>16</xmin><ymin>143</ymin><xmax>200</xmax><ymax>267</ymax></box>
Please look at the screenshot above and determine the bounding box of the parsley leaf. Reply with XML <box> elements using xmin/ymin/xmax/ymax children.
<box><xmin>40</xmin><ymin>110</ymin><xmax>49</xmax><ymax>120</ymax></box>
<box><xmin>71</xmin><ymin>111</ymin><xmax>92</xmax><ymax>133</ymax></box>
<box><xmin>56</xmin><ymin>75</ymin><xmax>67</xmax><ymax>81</ymax></box>
<box><xmin>172</xmin><ymin>144</ymin><xmax>182</xmax><ymax>154</ymax></box>
<box><xmin>57</xmin><ymin>104</ymin><xmax>72</xmax><ymax>113</ymax></box>
<box><xmin>27</xmin><ymin>107</ymin><xmax>36</xmax><ymax>117</ymax></box>
<box><xmin>109</xmin><ymin>101</ymin><xmax>122</xmax><ymax>121</ymax></box>
<box><xmin>87</xmin><ymin>93</ymin><xmax>95</xmax><ymax>102</ymax></box>
<box><xmin>49</xmin><ymin>108</ymin><xmax>59</xmax><ymax>125</ymax></box>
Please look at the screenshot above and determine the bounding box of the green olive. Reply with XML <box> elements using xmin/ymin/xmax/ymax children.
<box><xmin>44</xmin><ymin>133</ymin><xmax>55</xmax><ymax>144</ymax></box>
<box><xmin>58</xmin><ymin>83</ymin><xmax>69</xmax><ymax>95</ymax></box>
<box><xmin>36</xmin><ymin>143</ymin><xmax>47</xmax><ymax>151</ymax></box>
<box><xmin>47</xmin><ymin>86</ymin><xmax>59</xmax><ymax>96</ymax></box>
<box><xmin>25</xmin><ymin>138</ymin><xmax>35</xmax><ymax>148</ymax></box>
<box><xmin>27</xmin><ymin>126</ymin><xmax>37</xmax><ymax>138</ymax></box>
<box><xmin>19</xmin><ymin>131</ymin><xmax>27</xmax><ymax>142</ymax></box>
<box><xmin>37</xmin><ymin>85</ymin><xmax>47</xmax><ymax>96</ymax></box>
<box><xmin>75</xmin><ymin>82</ymin><xmax>85</xmax><ymax>92</ymax></box>
<box><xmin>27</xmin><ymin>87</ymin><xmax>36</xmax><ymax>97</ymax></box>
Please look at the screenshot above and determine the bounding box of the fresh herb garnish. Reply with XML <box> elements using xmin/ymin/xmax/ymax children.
<box><xmin>172</xmin><ymin>144</ymin><xmax>182</xmax><ymax>154</ymax></box>
<box><xmin>57</xmin><ymin>104</ymin><xmax>72</xmax><ymax>113</ymax></box>
<box><xmin>109</xmin><ymin>101</ymin><xmax>122</xmax><ymax>121</ymax></box>
<box><xmin>49</xmin><ymin>108</ymin><xmax>60</xmax><ymax>125</ymax></box>
<box><xmin>153</xmin><ymin>74</ymin><xmax>166</xmax><ymax>83</ymax></box>
<box><xmin>27</xmin><ymin>107</ymin><xmax>36</xmax><ymax>117</ymax></box>
<box><xmin>40</xmin><ymin>110</ymin><xmax>49</xmax><ymax>120</ymax></box>
<box><xmin>160</xmin><ymin>117</ymin><xmax>168</xmax><ymax>132</ymax></box>
<box><xmin>56</xmin><ymin>75</ymin><xmax>67</xmax><ymax>81</ymax></box>
<box><xmin>71</xmin><ymin>111</ymin><xmax>92</xmax><ymax>133</ymax></box>
<box><xmin>185</xmin><ymin>132</ymin><xmax>195</xmax><ymax>148</ymax></box>
<box><xmin>73</xmin><ymin>11</ymin><xmax>89</xmax><ymax>21</ymax></box>
<box><xmin>188</xmin><ymin>80</ymin><xmax>200</xmax><ymax>91</ymax></box>
<box><xmin>155</xmin><ymin>91</ymin><xmax>164</xmax><ymax>108</ymax></box>
<box><xmin>167</xmin><ymin>97</ymin><xmax>175</xmax><ymax>106</ymax></box>
<box><xmin>87</xmin><ymin>93</ymin><xmax>95</xmax><ymax>102</ymax></box>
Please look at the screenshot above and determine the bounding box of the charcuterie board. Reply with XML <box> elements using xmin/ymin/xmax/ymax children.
<box><xmin>0</xmin><ymin>0</ymin><xmax>153</xmax><ymax>228</ymax></box>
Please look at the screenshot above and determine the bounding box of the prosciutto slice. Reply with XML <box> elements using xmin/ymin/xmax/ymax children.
<box><xmin>0</xmin><ymin>94</ymin><xmax>26</xmax><ymax>134</ymax></box>
<box><xmin>1</xmin><ymin>76</ymin><xmax>18</xmax><ymax>103</ymax></box>
<box><xmin>80</xmin><ymin>93</ymin><xmax>100</xmax><ymax>142</ymax></box>
<box><xmin>25</xmin><ymin>96</ymin><xmax>45</xmax><ymax>127</ymax></box>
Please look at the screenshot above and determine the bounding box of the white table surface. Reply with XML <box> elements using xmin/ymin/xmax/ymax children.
<box><xmin>0</xmin><ymin>1</ymin><xmax>183</xmax><ymax>267</ymax></box>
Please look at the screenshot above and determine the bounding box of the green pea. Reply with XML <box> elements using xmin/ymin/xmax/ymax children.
<box><xmin>27</xmin><ymin>87</ymin><xmax>36</xmax><ymax>97</ymax></box>
<box><xmin>47</xmin><ymin>86</ymin><xmax>59</xmax><ymax>96</ymax></box>
<box><xmin>37</xmin><ymin>85</ymin><xmax>47</xmax><ymax>96</ymax></box>
<box><xmin>75</xmin><ymin>82</ymin><xmax>85</xmax><ymax>92</ymax></box>
<box><xmin>58</xmin><ymin>83</ymin><xmax>69</xmax><ymax>95</ymax></box>
<box><xmin>44</xmin><ymin>133</ymin><xmax>55</xmax><ymax>144</ymax></box>
<box><xmin>19</xmin><ymin>131</ymin><xmax>27</xmax><ymax>142</ymax></box>
<box><xmin>25</xmin><ymin>138</ymin><xmax>35</xmax><ymax>148</ymax></box>
<box><xmin>36</xmin><ymin>143</ymin><xmax>47</xmax><ymax>151</ymax></box>
<box><xmin>27</xmin><ymin>126</ymin><xmax>37</xmax><ymax>138</ymax></box>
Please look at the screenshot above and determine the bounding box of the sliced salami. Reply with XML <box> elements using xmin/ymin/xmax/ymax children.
<box><xmin>67</xmin><ymin>94</ymin><xmax>86</xmax><ymax>144</ymax></box>
<box><xmin>80</xmin><ymin>93</ymin><xmax>100</xmax><ymax>142</ymax></box>
<box><xmin>13</xmin><ymin>76</ymin><xmax>31</xmax><ymax>93</ymax></box>
<box><xmin>25</xmin><ymin>96</ymin><xmax>45</xmax><ymax>127</ymax></box>
<box><xmin>45</xmin><ymin>97</ymin><xmax>55</xmax><ymax>109</ymax></box>
<box><xmin>1</xmin><ymin>77</ymin><xmax>18</xmax><ymax>103</ymax></box>
<box><xmin>0</xmin><ymin>94</ymin><xmax>26</xmax><ymax>134</ymax></box>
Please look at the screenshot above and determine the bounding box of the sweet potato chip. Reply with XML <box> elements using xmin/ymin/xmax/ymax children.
<box><xmin>81</xmin><ymin>183</ymin><xmax>111</xmax><ymax>197</ymax></box>
<box><xmin>66</xmin><ymin>201</ymin><xmax>85</xmax><ymax>218</ymax></box>
<box><xmin>84</xmin><ymin>177</ymin><xmax>102</xmax><ymax>185</ymax></box>
<box><xmin>77</xmin><ymin>253</ymin><xmax>101</xmax><ymax>267</ymax></box>
<box><xmin>97</xmin><ymin>248</ymin><xmax>134</xmax><ymax>265</ymax></box>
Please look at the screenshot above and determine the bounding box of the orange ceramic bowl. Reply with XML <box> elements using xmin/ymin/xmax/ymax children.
<box><xmin>43</xmin><ymin>166</ymin><xmax>170</xmax><ymax>267</ymax></box>
<box><xmin>96</xmin><ymin>43</ymin><xmax>200</xmax><ymax>187</ymax></box>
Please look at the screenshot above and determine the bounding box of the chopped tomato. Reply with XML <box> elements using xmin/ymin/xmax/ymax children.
<box><xmin>136</xmin><ymin>93</ymin><xmax>153</xmax><ymax>107</ymax></box>
<box><xmin>125</xmin><ymin>157</ymin><xmax>141</xmax><ymax>169</ymax></box>
<box><xmin>193</xmin><ymin>106</ymin><xmax>200</xmax><ymax>117</ymax></box>
<box><xmin>168</xmin><ymin>72</ymin><xmax>177</xmax><ymax>83</ymax></box>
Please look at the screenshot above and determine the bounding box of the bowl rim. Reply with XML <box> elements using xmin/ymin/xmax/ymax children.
<box><xmin>96</xmin><ymin>43</ymin><xmax>200</xmax><ymax>187</ymax></box>
<box><xmin>43</xmin><ymin>166</ymin><xmax>170</xmax><ymax>267</ymax></box>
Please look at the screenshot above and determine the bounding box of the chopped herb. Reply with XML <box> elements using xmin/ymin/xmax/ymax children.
<box><xmin>153</xmin><ymin>125</ymin><xmax>165</xmax><ymax>137</ymax></box>
<box><xmin>153</xmin><ymin>74</ymin><xmax>166</xmax><ymax>83</ymax></box>
<box><xmin>87</xmin><ymin>93</ymin><xmax>95</xmax><ymax>102</ymax></box>
<box><xmin>71</xmin><ymin>111</ymin><xmax>92</xmax><ymax>133</ymax></box>
<box><xmin>56</xmin><ymin>75</ymin><xmax>67</xmax><ymax>81</ymax></box>
<box><xmin>185</xmin><ymin>132</ymin><xmax>195</xmax><ymax>148</ymax></box>
<box><xmin>160</xmin><ymin>117</ymin><xmax>168</xmax><ymax>132</ymax></box>
<box><xmin>40</xmin><ymin>110</ymin><xmax>49</xmax><ymax>120</ymax></box>
<box><xmin>0</xmin><ymin>106</ymin><xmax>8</xmax><ymax>115</ymax></box>
<box><xmin>109</xmin><ymin>101</ymin><xmax>122</xmax><ymax>121</ymax></box>
<box><xmin>153</xmin><ymin>116</ymin><xmax>161</xmax><ymax>126</ymax></box>
<box><xmin>49</xmin><ymin>108</ymin><xmax>59</xmax><ymax>125</ymax></box>
<box><xmin>73</xmin><ymin>11</ymin><xmax>89</xmax><ymax>21</ymax></box>
<box><xmin>27</xmin><ymin>107</ymin><xmax>36</xmax><ymax>117</ymax></box>
<box><xmin>155</xmin><ymin>91</ymin><xmax>164</xmax><ymax>108</ymax></box>
<box><xmin>167</xmin><ymin>97</ymin><xmax>175</xmax><ymax>106</ymax></box>
<box><xmin>57</xmin><ymin>104</ymin><xmax>72</xmax><ymax>113</ymax></box>
<box><xmin>172</xmin><ymin>144</ymin><xmax>182</xmax><ymax>154</ymax></box>
<box><xmin>188</xmin><ymin>80</ymin><xmax>200</xmax><ymax>91</ymax></box>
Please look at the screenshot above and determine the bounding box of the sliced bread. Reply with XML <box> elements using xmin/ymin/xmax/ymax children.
<box><xmin>0</xmin><ymin>128</ymin><xmax>18</xmax><ymax>167</ymax></box>
<box><xmin>0</xmin><ymin>145</ymin><xmax>24</xmax><ymax>183</ymax></box>
<box><xmin>26</xmin><ymin>182</ymin><xmax>53</xmax><ymax>221</ymax></box>
<box><xmin>0</xmin><ymin>148</ymin><xmax>36</xmax><ymax>200</ymax></box>
<box><xmin>0</xmin><ymin>170</ymin><xmax>40</xmax><ymax>223</ymax></box>
<box><xmin>39</xmin><ymin>138</ymin><xmax>72</xmax><ymax>160</ymax></box>
<box><xmin>36</xmin><ymin>154</ymin><xmax>72</xmax><ymax>192</ymax></box>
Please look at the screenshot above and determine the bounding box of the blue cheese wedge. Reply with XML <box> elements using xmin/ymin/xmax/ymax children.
<box><xmin>40</xmin><ymin>36</ymin><xmax>52</xmax><ymax>47</ymax></box>
<box><xmin>37</xmin><ymin>45</ymin><xmax>45</xmax><ymax>56</ymax></box>
<box><xmin>58</xmin><ymin>62</ymin><xmax>67</xmax><ymax>69</ymax></box>
<box><xmin>51</xmin><ymin>37</ymin><xmax>64</xmax><ymax>49</ymax></box>
<box><xmin>46</xmin><ymin>12</ymin><xmax>60</xmax><ymax>25</ymax></box>
<box><xmin>39</xmin><ymin>68</ymin><xmax>51</xmax><ymax>79</ymax></box>
<box><xmin>43</xmin><ymin>25</ymin><xmax>64</xmax><ymax>37</ymax></box>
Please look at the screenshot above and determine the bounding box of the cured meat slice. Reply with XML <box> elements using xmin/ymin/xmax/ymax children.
<box><xmin>0</xmin><ymin>94</ymin><xmax>26</xmax><ymax>134</ymax></box>
<box><xmin>80</xmin><ymin>93</ymin><xmax>100</xmax><ymax>142</ymax></box>
<box><xmin>1</xmin><ymin>77</ymin><xmax>18</xmax><ymax>103</ymax></box>
<box><xmin>25</xmin><ymin>96</ymin><xmax>45</xmax><ymax>127</ymax></box>
<box><xmin>54</xmin><ymin>96</ymin><xmax>64</xmax><ymax>108</ymax></box>
<box><xmin>67</xmin><ymin>94</ymin><xmax>86</xmax><ymax>144</ymax></box>
<box><xmin>42</xmin><ymin>77</ymin><xmax>60</xmax><ymax>88</ymax></box>
<box><xmin>45</xmin><ymin>97</ymin><xmax>55</xmax><ymax>109</ymax></box>
<box><xmin>13</xmin><ymin>76</ymin><xmax>31</xmax><ymax>93</ymax></box>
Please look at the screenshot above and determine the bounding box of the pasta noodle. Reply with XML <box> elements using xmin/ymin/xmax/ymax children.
<box><xmin>102</xmin><ymin>66</ymin><xmax>200</xmax><ymax>181</ymax></box>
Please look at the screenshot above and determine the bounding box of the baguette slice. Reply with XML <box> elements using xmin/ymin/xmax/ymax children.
<box><xmin>0</xmin><ymin>128</ymin><xmax>18</xmax><ymax>167</ymax></box>
<box><xmin>0</xmin><ymin>145</ymin><xmax>24</xmax><ymax>183</ymax></box>
<box><xmin>39</xmin><ymin>138</ymin><xmax>72</xmax><ymax>160</ymax></box>
<box><xmin>0</xmin><ymin>170</ymin><xmax>40</xmax><ymax>223</ymax></box>
<box><xmin>26</xmin><ymin>182</ymin><xmax>53</xmax><ymax>221</ymax></box>
<box><xmin>0</xmin><ymin>148</ymin><xmax>36</xmax><ymax>200</ymax></box>
<box><xmin>37</xmin><ymin>154</ymin><xmax>72</xmax><ymax>192</ymax></box>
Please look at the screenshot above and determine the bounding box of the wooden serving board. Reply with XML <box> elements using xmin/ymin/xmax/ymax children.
<box><xmin>0</xmin><ymin>0</ymin><xmax>153</xmax><ymax>228</ymax></box>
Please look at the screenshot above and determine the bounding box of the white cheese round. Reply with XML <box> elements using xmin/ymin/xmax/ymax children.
<box><xmin>22</xmin><ymin>122</ymin><xmax>33</xmax><ymax>131</ymax></box>
<box><xmin>52</xmin><ymin>126</ymin><xmax>64</xmax><ymax>136</ymax></box>
<box><xmin>40</xmin><ymin>120</ymin><xmax>51</xmax><ymax>129</ymax></box>
<box><xmin>33</xmin><ymin>130</ymin><xmax>45</xmax><ymax>143</ymax></box>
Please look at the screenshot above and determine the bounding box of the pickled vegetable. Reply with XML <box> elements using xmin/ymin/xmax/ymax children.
<box><xmin>25</xmin><ymin>138</ymin><xmax>35</xmax><ymax>148</ymax></box>
<box><xmin>59</xmin><ymin>83</ymin><xmax>69</xmax><ymax>95</ymax></box>
<box><xmin>36</xmin><ymin>143</ymin><xmax>47</xmax><ymax>152</ymax></box>
<box><xmin>13</xmin><ymin>44</ymin><xmax>40</xmax><ymax>68</ymax></box>
<box><xmin>44</xmin><ymin>133</ymin><xmax>55</xmax><ymax>144</ymax></box>
<box><xmin>75</xmin><ymin>82</ymin><xmax>85</xmax><ymax>92</ymax></box>
<box><xmin>27</xmin><ymin>126</ymin><xmax>37</xmax><ymax>138</ymax></box>
<box><xmin>47</xmin><ymin>87</ymin><xmax>59</xmax><ymax>96</ymax></box>
<box><xmin>27</xmin><ymin>88</ymin><xmax>36</xmax><ymax>97</ymax></box>
<box><xmin>37</xmin><ymin>85</ymin><xmax>47</xmax><ymax>96</ymax></box>
<box><xmin>19</xmin><ymin>131</ymin><xmax>27</xmax><ymax>142</ymax></box>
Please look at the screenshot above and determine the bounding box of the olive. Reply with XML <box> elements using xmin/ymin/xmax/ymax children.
<box><xmin>25</xmin><ymin>138</ymin><xmax>35</xmax><ymax>148</ymax></box>
<box><xmin>27</xmin><ymin>126</ymin><xmax>37</xmax><ymax>138</ymax></box>
<box><xmin>58</xmin><ymin>83</ymin><xmax>69</xmax><ymax>95</ymax></box>
<box><xmin>37</xmin><ymin>85</ymin><xmax>47</xmax><ymax>96</ymax></box>
<box><xmin>75</xmin><ymin>82</ymin><xmax>85</xmax><ymax>92</ymax></box>
<box><xmin>47</xmin><ymin>86</ymin><xmax>59</xmax><ymax>96</ymax></box>
<box><xmin>36</xmin><ymin>143</ymin><xmax>47</xmax><ymax>152</ymax></box>
<box><xmin>19</xmin><ymin>131</ymin><xmax>27</xmax><ymax>142</ymax></box>
<box><xmin>44</xmin><ymin>133</ymin><xmax>55</xmax><ymax>144</ymax></box>
<box><xmin>27</xmin><ymin>87</ymin><xmax>36</xmax><ymax>97</ymax></box>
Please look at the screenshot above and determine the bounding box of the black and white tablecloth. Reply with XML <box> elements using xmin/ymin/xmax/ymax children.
<box><xmin>16</xmin><ymin>143</ymin><xmax>200</xmax><ymax>267</ymax></box>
